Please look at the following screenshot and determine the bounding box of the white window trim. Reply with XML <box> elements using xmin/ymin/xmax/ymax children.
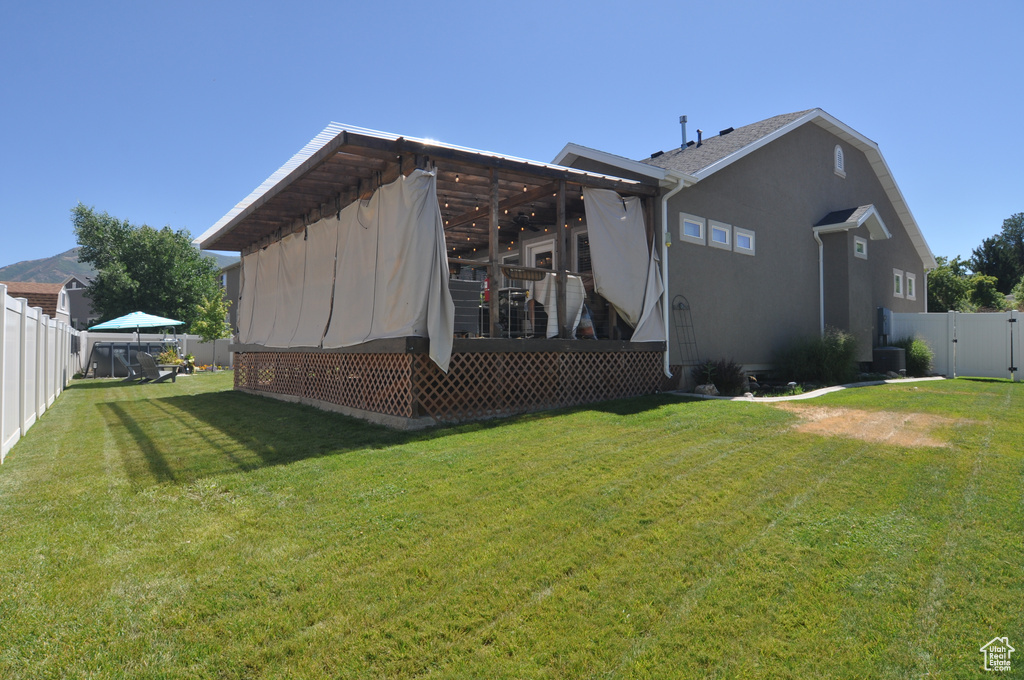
<box><xmin>853</xmin><ymin>236</ymin><xmax>868</xmax><ymax>259</ymax></box>
<box><xmin>679</xmin><ymin>212</ymin><xmax>705</xmax><ymax>245</ymax></box>
<box><xmin>572</xmin><ymin>227</ymin><xmax>590</xmax><ymax>272</ymax></box>
<box><xmin>734</xmin><ymin>226</ymin><xmax>755</xmax><ymax>256</ymax></box>
<box><xmin>834</xmin><ymin>144</ymin><xmax>846</xmax><ymax>178</ymax></box>
<box><xmin>893</xmin><ymin>268</ymin><xmax>904</xmax><ymax>298</ymax></box>
<box><xmin>525</xmin><ymin>237</ymin><xmax>556</xmax><ymax>270</ymax></box>
<box><xmin>906</xmin><ymin>272</ymin><xmax>916</xmax><ymax>301</ymax></box>
<box><xmin>709</xmin><ymin>220</ymin><xmax>732</xmax><ymax>250</ymax></box>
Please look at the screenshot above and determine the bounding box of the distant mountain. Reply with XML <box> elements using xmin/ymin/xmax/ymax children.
<box><xmin>0</xmin><ymin>248</ymin><xmax>239</xmax><ymax>283</ymax></box>
<box><xmin>0</xmin><ymin>248</ymin><xmax>95</xmax><ymax>283</ymax></box>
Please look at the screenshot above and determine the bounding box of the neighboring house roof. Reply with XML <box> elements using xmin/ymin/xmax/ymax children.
<box><xmin>62</xmin><ymin>274</ymin><xmax>92</xmax><ymax>287</ymax></box>
<box><xmin>557</xmin><ymin>108</ymin><xmax>937</xmax><ymax>270</ymax></box>
<box><xmin>1</xmin><ymin>281</ymin><xmax>65</xmax><ymax>317</ymax></box>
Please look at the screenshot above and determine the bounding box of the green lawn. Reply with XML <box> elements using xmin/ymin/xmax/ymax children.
<box><xmin>0</xmin><ymin>373</ymin><xmax>1020</xmax><ymax>678</ymax></box>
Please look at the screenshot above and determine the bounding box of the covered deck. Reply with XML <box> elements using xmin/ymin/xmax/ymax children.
<box><xmin>199</xmin><ymin>125</ymin><xmax>669</xmax><ymax>427</ymax></box>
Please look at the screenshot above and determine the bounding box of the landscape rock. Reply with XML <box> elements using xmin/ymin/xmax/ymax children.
<box><xmin>694</xmin><ymin>383</ymin><xmax>720</xmax><ymax>396</ymax></box>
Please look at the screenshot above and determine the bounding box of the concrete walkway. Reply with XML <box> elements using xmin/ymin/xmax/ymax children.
<box><xmin>671</xmin><ymin>376</ymin><xmax>947</xmax><ymax>403</ymax></box>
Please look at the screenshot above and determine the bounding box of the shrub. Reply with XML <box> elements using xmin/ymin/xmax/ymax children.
<box><xmin>155</xmin><ymin>348</ymin><xmax>182</xmax><ymax>365</ymax></box>
<box><xmin>892</xmin><ymin>336</ymin><xmax>934</xmax><ymax>377</ymax></box>
<box><xmin>691</xmin><ymin>358</ymin><xmax>746</xmax><ymax>396</ymax></box>
<box><xmin>773</xmin><ymin>327</ymin><xmax>859</xmax><ymax>386</ymax></box>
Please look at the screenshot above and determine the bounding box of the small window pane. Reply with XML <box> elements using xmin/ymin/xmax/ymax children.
<box><xmin>736</xmin><ymin>234</ymin><xmax>751</xmax><ymax>249</ymax></box>
<box><xmin>683</xmin><ymin>220</ymin><xmax>702</xmax><ymax>238</ymax></box>
<box><xmin>576</xmin><ymin>233</ymin><xmax>592</xmax><ymax>273</ymax></box>
<box><xmin>711</xmin><ymin>227</ymin><xmax>728</xmax><ymax>244</ymax></box>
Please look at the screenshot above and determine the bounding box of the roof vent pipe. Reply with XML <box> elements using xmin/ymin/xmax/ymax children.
<box><xmin>679</xmin><ymin>115</ymin><xmax>687</xmax><ymax>149</ymax></box>
<box><xmin>697</xmin><ymin>129</ymin><xmax>703</xmax><ymax>147</ymax></box>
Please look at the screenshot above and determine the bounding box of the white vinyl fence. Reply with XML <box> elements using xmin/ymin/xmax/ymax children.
<box><xmin>893</xmin><ymin>310</ymin><xmax>1021</xmax><ymax>381</ymax></box>
<box><xmin>1</xmin><ymin>284</ymin><xmax>81</xmax><ymax>462</ymax></box>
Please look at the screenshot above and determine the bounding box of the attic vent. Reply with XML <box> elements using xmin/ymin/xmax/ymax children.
<box><xmin>650</xmin><ymin>150</ymin><xmax>664</xmax><ymax>159</ymax></box>
<box><xmin>834</xmin><ymin>144</ymin><xmax>846</xmax><ymax>178</ymax></box>
<box><xmin>719</xmin><ymin>127</ymin><xmax>734</xmax><ymax>136</ymax></box>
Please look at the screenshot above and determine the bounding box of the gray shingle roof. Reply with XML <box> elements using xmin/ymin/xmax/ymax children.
<box><xmin>642</xmin><ymin>110</ymin><xmax>816</xmax><ymax>175</ymax></box>
<box><xmin>815</xmin><ymin>206</ymin><xmax>872</xmax><ymax>227</ymax></box>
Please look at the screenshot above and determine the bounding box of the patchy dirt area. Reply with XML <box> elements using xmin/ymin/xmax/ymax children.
<box><xmin>772</xmin><ymin>403</ymin><xmax>959</xmax><ymax>448</ymax></box>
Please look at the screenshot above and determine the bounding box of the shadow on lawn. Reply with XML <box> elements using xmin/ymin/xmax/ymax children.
<box><xmin>97</xmin><ymin>390</ymin><xmax>505</xmax><ymax>488</ymax></box>
<box><xmin>95</xmin><ymin>387</ymin><xmax>699</xmax><ymax>489</ymax></box>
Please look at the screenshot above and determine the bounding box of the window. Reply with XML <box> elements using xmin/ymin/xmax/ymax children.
<box><xmin>834</xmin><ymin>144</ymin><xmax>846</xmax><ymax>178</ymax></box>
<box><xmin>525</xmin><ymin>238</ymin><xmax>555</xmax><ymax>270</ymax></box>
<box><xmin>854</xmin><ymin>236</ymin><xmax>868</xmax><ymax>259</ymax></box>
<box><xmin>500</xmin><ymin>251</ymin><xmax>521</xmax><ymax>287</ymax></box>
<box><xmin>58</xmin><ymin>290</ymin><xmax>68</xmax><ymax>312</ymax></box>
<box><xmin>709</xmin><ymin>220</ymin><xmax>731</xmax><ymax>250</ymax></box>
<box><xmin>574</xmin><ymin>231</ymin><xmax>592</xmax><ymax>273</ymax></box>
<box><xmin>734</xmin><ymin>226</ymin><xmax>755</xmax><ymax>256</ymax></box>
<box><xmin>679</xmin><ymin>212</ymin><xmax>705</xmax><ymax>245</ymax></box>
<box><xmin>893</xmin><ymin>268</ymin><xmax>904</xmax><ymax>298</ymax></box>
<box><xmin>906</xmin><ymin>273</ymin><xmax>916</xmax><ymax>301</ymax></box>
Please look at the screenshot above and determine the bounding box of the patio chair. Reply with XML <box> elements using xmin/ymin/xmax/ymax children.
<box><xmin>137</xmin><ymin>352</ymin><xmax>177</xmax><ymax>383</ymax></box>
<box><xmin>114</xmin><ymin>351</ymin><xmax>145</xmax><ymax>383</ymax></box>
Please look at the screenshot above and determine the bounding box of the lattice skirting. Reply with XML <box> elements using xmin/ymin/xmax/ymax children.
<box><xmin>235</xmin><ymin>349</ymin><xmax>664</xmax><ymax>424</ymax></box>
<box><xmin>234</xmin><ymin>352</ymin><xmax>415</xmax><ymax>418</ymax></box>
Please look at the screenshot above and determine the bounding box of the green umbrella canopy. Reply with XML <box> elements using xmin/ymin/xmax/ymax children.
<box><xmin>89</xmin><ymin>312</ymin><xmax>185</xmax><ymax>331</ymax></box>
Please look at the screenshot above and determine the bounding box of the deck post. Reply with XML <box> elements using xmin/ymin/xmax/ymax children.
<box><xmin>556</xmin><ymin>179</ymin><xmax>569</xmax><ymax>339</ymax></box>
<box><xmin>488</xmin><ymin>168</ymin><xmax>500</xmax><ymax>338</ymax></box>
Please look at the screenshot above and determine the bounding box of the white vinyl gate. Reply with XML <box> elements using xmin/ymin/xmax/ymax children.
<box><xmin>892</xmin><ymin>310</ymin><xmax>1021</xmax><ymax>381</ymax></box>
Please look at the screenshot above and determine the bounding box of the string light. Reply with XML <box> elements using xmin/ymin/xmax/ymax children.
<box><xmin>455</xmin><ymin>174</ymin><xmax>459</xmax><ymax>182</ymax></box>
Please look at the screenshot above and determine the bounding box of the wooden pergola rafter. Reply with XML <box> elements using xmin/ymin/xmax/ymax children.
<box><xmin>200</xmin><ymin>126</ymin><xmax>659</xmax><ymax>338</ymax></box>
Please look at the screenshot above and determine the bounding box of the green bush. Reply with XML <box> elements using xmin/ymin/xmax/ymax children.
<box><xmin>892</xmin><ymin>336</ymin><xmax>934</xmax><ymax>377</ymax></box>
<box><xmin>773</xmin><ymin>327</ymin><xmax>859</xmax><ymax>386</ymax></box>
<box><xmin>691</xmin><ymin>358</ymin><xmax>747</xmax><ymax>396</ymax></box>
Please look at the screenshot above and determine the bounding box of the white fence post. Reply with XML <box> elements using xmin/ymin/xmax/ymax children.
<box><xmin>18</xmin><ymin>297</ymin><xmax>28</xmax><ymax>442</ymax></box>
<box><xmin>948</xmin><ymin>311</ymin><xmax>958</xmax><ymax>379</ymax></box>
<box><xmin>1010</xmin><ymin>310</ymin><xmax>1020</xmax><ymax>382</ymax></box>
<box><xmin>0</xmin><ymin>284</ymin><xmax>7</xmax><ymax>463</ymax></box>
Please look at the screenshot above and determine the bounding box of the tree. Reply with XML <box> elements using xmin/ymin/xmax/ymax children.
<box><xmin>191</xmin><ymin>294</ymin><xmax>233</xmax><ymax>343</ymax></box>
<box><xmin>72</xmin><ymin>204</ymin><xmax>222</xmax><ymax>331</ymax></box>
<box><xmin>927</xmin><ymin>256</ymin><xmax>971</xmax><ymax>312</ymax></box>
<box><xmin>1010</xmin><ymin>276</ymin><xmax>1024</xmax><ymax>311</ymax></box>
<box><xmin>967</xmin><ymin>274</ymin><xmax>1006</xmax><ymax>310</ymax></box>
<box><xmin>969</xmin><ymin>213</ymin><xmax>1024</xmax><ymax>293</ymax></box>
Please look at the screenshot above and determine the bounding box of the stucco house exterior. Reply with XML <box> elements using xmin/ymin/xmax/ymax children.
<box><xmin>555</xmin><ymin>108</ymin><xmax>936</xmax><ymax>377</ymax></box>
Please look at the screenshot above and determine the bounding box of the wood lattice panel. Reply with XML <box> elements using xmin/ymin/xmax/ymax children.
<box><xmin>234</xmin><ymin>352</ymin><xmax>414</xmax><ymax>417</ymax></box>
<box><xmin>412</xmin><ymin>350</ymin><xmax>663</xmax><ymax>423</ymax></box>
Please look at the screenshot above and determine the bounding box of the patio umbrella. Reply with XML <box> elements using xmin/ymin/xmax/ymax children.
<box><xmin>89</xmin><ymin>311</ymin><xmax>185</xmax><ymax>329</ymax></box>
<box><xmin>89</xmin><ymin>311</ymin><xmax>185</xmax><ymax>331</ymax></box>
<box><xmin>89</xmin><ymin>312</ymin><xmax>185</xmax><ymax>372</ymax></box>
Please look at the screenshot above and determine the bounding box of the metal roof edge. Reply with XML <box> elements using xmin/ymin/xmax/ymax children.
<box><xmin>553</xmin><ymin>142</ymin><xmax>693</xmax><ymax>187</ymax></box>
<box><xmin>198</xmin><ymin>125</ymin><xmax>654</xmax><ymax>249</ymax></box>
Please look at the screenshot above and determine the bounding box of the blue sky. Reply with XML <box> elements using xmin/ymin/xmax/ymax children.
<box><xmin>1</xmin><ymin>0</ymin><xmax>1021</xmax><ymax>269</ymax></box>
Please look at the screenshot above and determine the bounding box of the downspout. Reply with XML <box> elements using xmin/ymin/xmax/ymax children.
<box><xmin>660</xmin><ymin>177</ymin><xmax>686</xmax><ymax>377</ymax></box>
<box><xmin>812</xmin><ymin>227</ymin><xmax>825</xmax><ymax>337</ymax></box>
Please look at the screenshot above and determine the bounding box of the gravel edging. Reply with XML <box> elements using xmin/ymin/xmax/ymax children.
<box><xmin>670</xmin><ymin>376</ymin><xmax>947</xmax><ymax>403</ymax></box>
